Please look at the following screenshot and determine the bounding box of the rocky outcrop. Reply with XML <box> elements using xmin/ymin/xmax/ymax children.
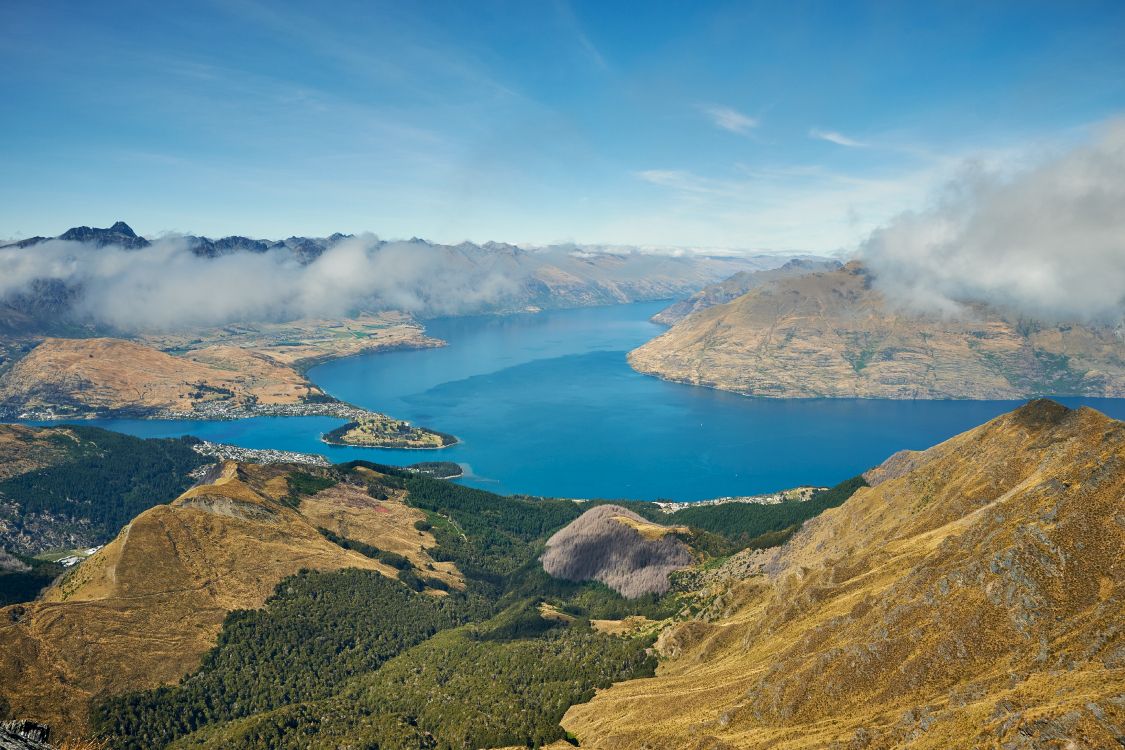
<box><xmin>563</xmin><ymin>400</ymin><xmax>1125</xmax><ymax>748</ymax></box>
<box><xmin>541</xmin><ymin>505</ymin><xmax>694</xmax><ymax>598</ymax></box>
<box><xmin>630</xmin><ymin>261</ymin><xmax>1125</xmax><ymax>399</ymax></box>
<box><xmin>0</xmin><ymin>721</ymin><xmax>54</xmax><ymax>750</ymax></box>
<box><xmin>57</xmin><ymin>221</ymin><xmax>148</xmax><ymax>249</ymax></box>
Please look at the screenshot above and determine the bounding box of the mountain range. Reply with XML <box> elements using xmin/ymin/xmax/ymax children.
<box><xmin>0</xmin><ymin>222</ymin><xmax>794</xmax><ymax>335</ymax></box>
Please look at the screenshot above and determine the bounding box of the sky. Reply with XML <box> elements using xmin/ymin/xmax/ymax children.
<box><xmin>1</xmin><ymin>1</ymin><xmax>1123</xmax><ymax>252</ymax></box>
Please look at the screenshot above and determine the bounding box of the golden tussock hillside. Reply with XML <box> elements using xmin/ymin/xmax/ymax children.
<box><xmin>563</xmin><ymin>400</ymin><xmax>1125</xmax><ymax>748</ymax></box>
<box><xmin>0</xmin><ymin>338</ymin><xmax>325</xmax><ymax>417</ymax></box>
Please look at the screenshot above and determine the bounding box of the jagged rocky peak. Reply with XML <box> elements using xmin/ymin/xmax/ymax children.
<box><xmin>56</xmin><ymin>220</ymin><xmax>149</xmax><ymax>249</ymax></box>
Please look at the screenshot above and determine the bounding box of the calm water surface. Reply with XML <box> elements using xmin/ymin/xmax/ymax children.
<box><xmin>70</xmin><ymin>302</ymin><xmax>1125</xmax><ymax>501</ymax></box>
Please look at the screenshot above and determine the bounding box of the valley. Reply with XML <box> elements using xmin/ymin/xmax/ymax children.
<box><xmin>12</xmin><ymin>302</ymin><xmax>1125</xmax><ymax>502</ymax></box>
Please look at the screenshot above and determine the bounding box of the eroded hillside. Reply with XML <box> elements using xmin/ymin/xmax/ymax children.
<box><xmin>541</xmin><ymin>505</ymin><xmax>694</xmax><ymax>598</ymax></box>
<box><xmin>630</xmin><ymin>262</ymin><xmax>1125</xmax><ymax>399</ymax></box>
<box><xmin>563</xmin><ymin>400</ymin><xmax>1125</xmax><ymax>748</ymax></box>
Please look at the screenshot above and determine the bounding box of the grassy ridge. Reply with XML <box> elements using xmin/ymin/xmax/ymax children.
<box><xmin>92</xmin><ymin>462</ymin><xmax>867</xmax><ymax>749</ymax></box>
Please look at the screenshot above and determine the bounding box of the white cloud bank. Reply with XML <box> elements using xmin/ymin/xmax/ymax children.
<box><xmin>0</xmin><ymin>236</ymin><xmax>521</xmax><ymax>331</ymax></box>
<box><xmin>859</xmin><ymin>120</ymin><xmax>1125</xmax><ymax>322</ymax></box>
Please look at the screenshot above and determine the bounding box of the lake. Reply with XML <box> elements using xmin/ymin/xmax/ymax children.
<box><xmin>75</xmin><ymin>302</ymin><xmax>1125</xmax><ymax>501</ymax></box>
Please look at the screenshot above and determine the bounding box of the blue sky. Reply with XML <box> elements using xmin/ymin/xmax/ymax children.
<box><xmin>2</xmin><ymin>0</ymin><xmax>1123</xmax><ymax>251</ymax></box>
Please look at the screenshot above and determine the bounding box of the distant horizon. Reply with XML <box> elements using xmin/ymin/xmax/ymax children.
<box><xmin>2</xmin><ymin>218</ymin><xmax>827</xmax><ymax>258</ymax></box>
<box><xmin>3</xmin><ymin>2</ymin><xmax>1123</xmax><ymax>251</ymax></box>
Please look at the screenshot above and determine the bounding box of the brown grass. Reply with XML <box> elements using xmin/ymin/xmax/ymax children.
<box><xmin>0</xmin><ymin>337</ymin><xmax>322</xmax><ymax>414</ymax></box>
<box><xmin>56</xmin><ymin>737</ymin><xmax>109</xmax><ymax>750</ymax></box>
<box><xmin>629</xmin><ymin>261</ymin><xmax>1125</xmax><ymax>399</ymax></box>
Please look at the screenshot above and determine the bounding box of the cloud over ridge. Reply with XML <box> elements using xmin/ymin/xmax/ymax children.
<box><xmin>0</xmin><ymin>232</ymin><xmax>773</xmax><ymax>333</ymax></box>
<box><xmin>859</xmin><ymin>121</ymin><xmax>1125</xmax><ymax>322</ymax></box>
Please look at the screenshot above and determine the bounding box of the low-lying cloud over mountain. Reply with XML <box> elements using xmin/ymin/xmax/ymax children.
<box><xmin>0</xmin><ymin>227</ymin><xmax>781</xmax><ymax>333</ymax></box>
<box><xmin>859</xmin><ymin>120</ymin><xmax>1125</xmax><ymax>322</ymax></box>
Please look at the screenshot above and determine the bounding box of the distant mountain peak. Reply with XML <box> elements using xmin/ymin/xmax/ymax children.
<box><xmin>56</xmin><ymin>221</ymin><xmax>149</xmax><ymax>249</ymax></box>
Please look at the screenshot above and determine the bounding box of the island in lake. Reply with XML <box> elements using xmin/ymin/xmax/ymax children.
<box><xmin>323</xmin><ymin>414</ymin><xmax>458</xmax><ymax>449</ymax></box>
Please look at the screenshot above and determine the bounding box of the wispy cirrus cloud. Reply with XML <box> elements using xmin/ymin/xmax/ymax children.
<box><xmin>629</xmin><ymin>156</ymin><xmax>953</xmax><ymax>252</ymax></box>
<box><xmin>634</xmin><ymin>170</ymin><xmax>719</xmax><ymax>194</ymax></box>
<box><xmin>810</xmin><ymin>128</ymin><xmax>868</xmax><ymax>148</ymax></box>
<box><xmin>555</xmin><ymin>0</ymin><xmax>608</xmax><ymax>70</ymax></box>
<box><xmin>703</xmin><ymin>106</ymin><xmax>759</xmax><ymax>135</ymax></box>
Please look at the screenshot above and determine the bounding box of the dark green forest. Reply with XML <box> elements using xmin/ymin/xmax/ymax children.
<box><xmin>92</xmin><ymin>569</ymin><xmax>492</xmax><ymax>750</ymax></box>
<box><xmin>668</xmin><ymin>475</ymin><xmax>868</xmax><ymax>548</ymax></box>
<box><xmin>0</xmin><ymin>426</ymin><xmax>212</xmax><ymax>551</ymax></box>
<box><xmin>0</xmin><ymin>554</ymin><xmax>63</xmax><ymax>606</ymax></box>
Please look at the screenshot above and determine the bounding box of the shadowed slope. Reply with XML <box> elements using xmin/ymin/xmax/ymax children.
<box><xmin>563</xmin><ymin>400</ymin><xmax>1125</xmax><ymax>748</ymax></box>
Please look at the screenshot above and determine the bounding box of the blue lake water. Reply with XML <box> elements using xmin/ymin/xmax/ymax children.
<box><xmin>66</xmin><ymin>302</ymin><xmax>1125</xmax><ymax>501</ymax></box>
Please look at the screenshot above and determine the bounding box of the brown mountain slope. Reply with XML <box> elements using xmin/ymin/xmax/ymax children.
<box><xmin>651</xmin><ymin>258</ymin><xmax>841</xmax><ymax>325</ymax></box>
<box><xmin>629</xmin><ymin>262</ymin><xmax>1125</xmax><ymax>399</ymax></box>
<box><xmin>563</xmin><ymin>400</ymin><xmax>1125</xmax><ymax>748</ymax></box>
<box><xmin>0</xmin><ymin>462</ymin><xmax>458</xmax><ymax>736</ymax></box>
<box><xmin>0</xmin><ymin>338</ymin><xmax>326</xmax><ymax>418</ymax></box>
<box><xmin>540</xmin><ymin>505</ymin><xmax>694</xmax><ymax>598</ymax></box>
